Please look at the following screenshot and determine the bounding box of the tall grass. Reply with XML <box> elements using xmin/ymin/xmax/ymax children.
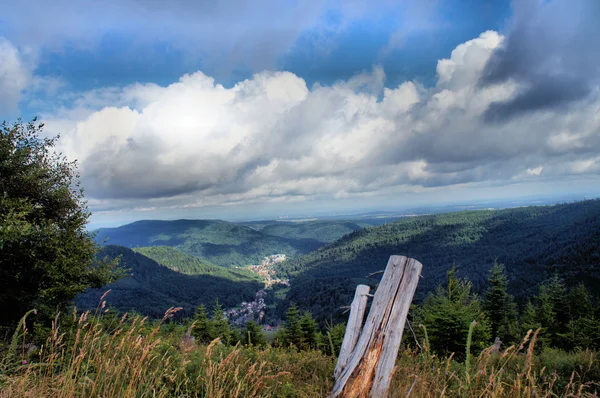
<box><xmin>0</xmin><ymin>302</ymin><xmax>598</xmax><ymax>397</ymax></box>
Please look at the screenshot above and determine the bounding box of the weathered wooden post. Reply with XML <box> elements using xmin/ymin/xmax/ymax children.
<box><xmin>330</xmin><ymin>255</ymin><xmax>423</xmax><ymax>398</ymax></box>
<box><xmin>334</xmin><ymin>284</ymin><xmax>370</xmax><ymax>379</ymax></box>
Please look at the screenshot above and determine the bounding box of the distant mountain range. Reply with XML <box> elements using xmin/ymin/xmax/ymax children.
<box><xmin>93</xmin><ymin>219</ymin><xmax>322</xmax><ymax>267</ymax></box>
<box><xmin>86</xmin><ymin>199</ymin><xmax>600</xmax><ymax>323</ymax></box>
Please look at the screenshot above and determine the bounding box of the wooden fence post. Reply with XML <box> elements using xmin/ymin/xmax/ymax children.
<box><xmin>330</xmin><ymin>255</ymin><xmax>422</xmax><ymax>398</ymax></box>
<box><xmin>334</xmin><ymin>284</ymin><xmax>370</xmax><ymax>379</ymax></box>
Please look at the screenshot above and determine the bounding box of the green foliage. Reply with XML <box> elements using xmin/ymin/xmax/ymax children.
<box><xmin>482</xmin><ymin>262</ymin><xmax>518</xmax><ymax>344</ymax></box>
<box><xmin>249</xmin><ymin>220</ymin><xmax>364</xmax><ymax>244</ymax></box>
<box><xmin>76</xmin><ymin>246</ymin><xmax>262</xmax><ymax>318</ymax></box>
<box><xmin>133</xmin><ymin>245</ymin><xmax>259</xmax><ymax>280</ymax></box>
<box><xmin>95</xmin><ymin>219</ymin><xmax>322</xmax><ymax>267</ymax></box>
<box><xmin>280</xmin><ymin>304</ymin><xmax>303</xmax><ymax>349</ymax></box>
<box><xmin>240</xmin><ymin>320</ymin><xmax>266</xmax><ymax>346</ymax></box>
<box><xmin>277</xmin><ymin>200</ymin><xmax>600</xmax><ymax>324</ymax></box>
<box><xmin>191</xmin><ymin>304</ymin><xmax>214</xmax><ymax>345</ymax></box>
<box><xmin>524</xmin><ymin>276</ymin><xmax>600</xmax><ymax>350</ymax></box>
<box><xmin>0</xmin><ymin>119</ymin><xmax>119</xmax><ymax>327</ymax></box>
<box><xmin>210</xmin><ymin>300</ymin><xmax>235</xmax><ymax>345</ymax></box>
<box><xmin>418</xmin><ymin>268</ymin><xmax>491</xmax><ymax>359</ymax></box>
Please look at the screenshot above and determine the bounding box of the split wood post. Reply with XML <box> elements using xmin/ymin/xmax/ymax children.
<box><xmin>329</xmin><ymin>255</ymin><xmax>423</xmax><ymax>398</ymax></box>
<box><xmin>334</xmin><ymin>284</ymin><xmax>370</xmax><ymax>379</ymax></box>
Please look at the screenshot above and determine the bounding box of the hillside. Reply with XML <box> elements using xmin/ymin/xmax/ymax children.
<box><xmin>94</xmin><ymin>219</ymin><xmax>321</xmax><ymax>267</ymax></box>
<box><xmin>277</xmin><ymin>200</ymin><xmax>600</xmax><ymax>321</ymax></box>
<box><xmin>76</xmin><ymin>245</ymin><xmax>262</xmax><ymax>317</ymax></box>
<box><xmin>240</xmin><ymin>220</ymin><xmax>366</xmax><ymax>244</ymax></box>
<box><xmin>132</xmin><ymin>246</ymin><xmax>257</xmax><ymax>281</ymax></box>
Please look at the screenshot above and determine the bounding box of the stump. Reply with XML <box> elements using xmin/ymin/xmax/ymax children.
<box><xmin>330</xmin><ymin>255</ymin><xmax>422</xmax><ymax>398</ymax></box>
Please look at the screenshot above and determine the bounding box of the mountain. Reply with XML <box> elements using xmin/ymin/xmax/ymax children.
<box><xmin>239</xmin><ymin>220</ymin><xmax>366</xmax><ymax>244</ymax></box>
<box><xmin>94</xmin><ymin>219</ymin><xmax>322</xmax><ymax>267</ymax></box>
<box><xmin>133</xmin><ymin>246</ymin><xmax>257</xmax><ymax>280</ymax></box>
<box><xmin>277</xmin><ymin>200</ymin><xmax>600</xmax><ymax>322</ymax></box>
<box><xmin>76</xmin><ymin>245</ymin><xmax>262</xmax><ymax>317</ymax></box>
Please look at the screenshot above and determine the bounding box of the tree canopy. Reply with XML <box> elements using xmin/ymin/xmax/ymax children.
<box><xmin>0</xmin><ymin>119</ymin><xmax>118</xmax><ymax>326</ymax></box>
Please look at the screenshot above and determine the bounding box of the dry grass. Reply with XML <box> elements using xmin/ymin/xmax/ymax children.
<box><xmin>0</xmin><ymin>304</ymin><xmax>597</xmax><ymax>398</ymax></box>
<box><xmin>389</xmin><ymin>329</ymin><xmax>599</xmax><ymax>397</ymax></box>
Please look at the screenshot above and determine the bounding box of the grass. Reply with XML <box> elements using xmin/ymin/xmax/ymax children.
<box><xmin>1</xmin><ymin>303</ymin><xmax>598</xmax><ymax>397</ymax></box>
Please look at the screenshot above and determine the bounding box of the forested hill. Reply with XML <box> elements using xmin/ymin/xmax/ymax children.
<box><xmin>133</xmin><ymin>246</ymin><xmax>257</xmax><ymax>280</ymax></box>
<box><xmin>278</xmin><ymin>200</ymin><xmax>600</xmax><ymax>321</ymax></box>
<box><xmin>94</xmin><ymin>219</ymin><xmax>322</xmax><ymax>267</ymax></box>
<box><xmin>239</xmin><ymin>220</ymin><xmax>366</xmax><ymax>244</ymax></box>
<box><xmin>76</xmin><ymin>245</ymin><xmax>262</xmax><ymax>317</ymax></box>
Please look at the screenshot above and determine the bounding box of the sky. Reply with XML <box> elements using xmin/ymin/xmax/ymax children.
<box><xmin>1</xmin><ymin>0</ymin><xmax>599</xmax><ymax>228</ymax></box>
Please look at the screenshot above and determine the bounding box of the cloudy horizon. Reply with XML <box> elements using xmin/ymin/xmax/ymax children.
<box><xmin>1</xmin><ymin>0</ymin><xmax>599</xmax><ymax>228</ymax></box>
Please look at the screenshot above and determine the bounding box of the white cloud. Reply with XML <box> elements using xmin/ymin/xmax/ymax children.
<box><xmin>0</xmin><ymin>38</ymin><xmax>31</xmax><ymax>113</ymax></box>
<box><xmin>41</xmin><ymin>31</ymin><xmax>600</xmax><ymax>213</ymax></box>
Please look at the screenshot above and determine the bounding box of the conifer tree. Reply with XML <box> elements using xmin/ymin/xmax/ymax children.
<box><xmin>535</xmin><ymin>274</ymin><xmax>568</xmax><ymax>348</ymax></box>
<box><xmin>241</xmin><ymin>320</ymin><xmax>266</xmax><ymax>346</ymax></box>
<box><xmin>299</xmin><ymin>312</ymin><xmax>319</xmax><ymax>350</ymax></box>
<box><xmin>211</xmin><ymin>299</ymin><xmax>233</xmax><ymax>344</ymax></box>
<box><xmin>191</xmin><ymin>304</ymin><xmax>214</xmax><ymax>344</ymax></box>
<box><xmin>282</xmin><ymin>303</ymin><xmax>303</xmax><ymax>348</ymax></box>
<box><xmin>419</xmin><ymin>267</ymin><xmax>491</xmax><ymax>359</ymax></box>
<box><xmin>482</xmin><ymin>262</ymin><xmax>518</xmax><ymax>344</ymax></box>
<box><xmin>520</xmin><ymin>300</ymin><xmax>540</xmax><ymax>336</ymax></box>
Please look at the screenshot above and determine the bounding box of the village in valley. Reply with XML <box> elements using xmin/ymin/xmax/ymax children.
<box><xmin>225</xmin><ymin>254</ymin><xmax>290</xmax><ymax>330</ymax></box>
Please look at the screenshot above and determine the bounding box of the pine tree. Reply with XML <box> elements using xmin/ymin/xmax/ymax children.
<box><xmin>520</xmin><ymin>300</ymin><xmax>540</xmax><ymax>336</ymax></box>
<box><xmin>191</xmin><ymin>304</ymin><xmax>214</xmax><ymax>344</ymax></box>
<box><xmin>482</xmin><ymin>262</ymin><xmax>518</xmax><ymax>344</ymax></box>
<box><xmin>535</xmin><ymin>274</ymin><xmax>568</xmax><ymax>348</ymax></box>
<box><xmin>211</xmin><ymin>299</ymin><xmax>233</xmax><ymax>345</ymax></box>
<box><xmin>282</xmin><ymin>303</ymin><xmax>303</xmax><ymax>348</ymax></box>
<box><xmin>299</xmin><ymin>312</ymin><xmax>319</xmax><ymax>350</ymax></box>
<box><xmin>419</xmin><ymin>267</ymin><xmax>491</xmax><ymax>359</ymax></box>
<box><xmin>563</xmin><ymin>283</ymin><xmax>600</xmax><ymax>349</ymax></box>
<box><xmin>241</xmin><ymin>320</ymin><xmax>266</xmax><ymax>346</ymax></box>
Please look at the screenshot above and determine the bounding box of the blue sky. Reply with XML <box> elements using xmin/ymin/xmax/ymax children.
<box><xmin>1</xmin><ymin>0</ymin><xmax>599</xmax><ymax>228</ymax></box>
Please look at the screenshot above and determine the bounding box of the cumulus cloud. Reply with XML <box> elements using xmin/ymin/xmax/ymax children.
<box><xmin>480</xmin><ymin>0</ymin><xmax>600</xmax><ymax>122</ymax></box>
<box><xmin>0</xmin><ymin>38</ymin><xmax>31</xmax><ymax>113</ymax></box>
<box><xmin>42</xmin><ymin>30</ymin><xmax>600</xmax><ymax>213</ymax></box>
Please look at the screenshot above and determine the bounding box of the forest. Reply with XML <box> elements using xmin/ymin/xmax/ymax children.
<box><xmin>276</xmin><ymin>200</ymin><xmax>600</xmax><ymax>323</ymax></box>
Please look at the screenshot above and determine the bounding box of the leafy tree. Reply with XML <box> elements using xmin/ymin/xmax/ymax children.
<box><xmin>241</xmin><ymin>320</ymin><xmax>266</xmax><ymax>346</ymax></box>
<box><xmin>418</xmin><ymin>268</ymin><xmax>491</xmax><ymax>359</ymax></box>
<box><xmin>192</xmin><ymin>304</ymin><xmax>214</xmax><ymax>344</ymax></box>
<box><xmin>482</xmin><ymin>262</ymin><xmax>518</xmax><ymax>344</ymax></box>
<box><xmin>211</xmin><ymin>300</ymin><xmax>234</xmax><ymax>344</ymax></box>
<box><xmin>0</xmin><ymin>118</ymin><xmax>119</xmax><ymax>326</ymax></box>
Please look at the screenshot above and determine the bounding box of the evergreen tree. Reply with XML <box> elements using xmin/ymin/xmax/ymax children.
<box><xmin>211</xmin><ymin>299</ymin><xmax>233</xmax><ymax>344</ymax></box>
<box><xmin>562</xmin><ymin>283</ymin><xmax>600</xmax><ymax>349</ymax></box>
<box><xmin>299</xmin><ymin>312</ymin><xmax>319</xmax><ymax>350</ymax></box>
<box><xmin>419</xmin><ymin>267</ymin><xmax>491</xmax><ymax>359</ymax></box>
<box><xmin>535</xmin><ymin>274</ymin><xmax>568</xmax><ymax>348</ymax></box>
<box><xmin>282</xmin><ymin>303</ymin><xmax>303</xmax><ymax>348</ymax></box>
<box><xmin>241</xmin><ymin>320</ymin><xmax>266</xmax><ymax>346</ymax></box>
<box><xmin>192</xmin><ymin>304</ymin><xmax>214</xmax><ymax>344</ymax></box>
<box><xmin>482</xmin><ymin>262</ymin><xmax>518</xmax><ymax>344</ymax></box>
<box><xmin>568</xmin><ymin>283</ymin><xmax>594</xmax><ymax>319</ymax></box>
<box><xmin>520</xmin><ymin>300</ymin><xmax>540</xmax><ymax>336</ymax></box>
